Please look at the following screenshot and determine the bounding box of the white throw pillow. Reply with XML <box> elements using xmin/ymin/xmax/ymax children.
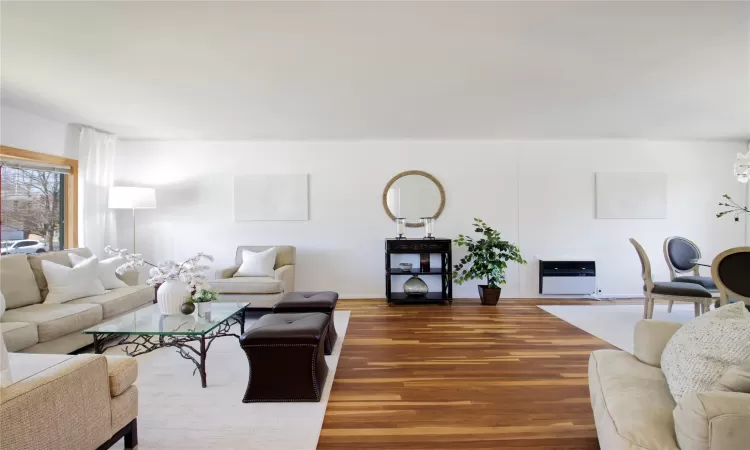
<box><xmin>661</xmin><ymin>302</ymin><xmax>750</xmax><ymax>401</ymax></box>
<box><xmin>42</xmin><ymin>256</ymin><xmax>106</xmax><ymax>304</ymax></box>
<box><xmin>69</xmin><ymin>253</ymin><xmax>127</xmax><ymax>290</ymax></box>
<box><xmin>234</xmin><ymin>247</ymin><xmax>277</xmax><ymax>277</ymax></box>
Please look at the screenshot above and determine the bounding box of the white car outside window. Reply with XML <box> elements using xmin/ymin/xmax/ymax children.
<box><xmin>6</xmin><ymin>240</ymin><xmax>47</xmax><ymax>254</ymax></box>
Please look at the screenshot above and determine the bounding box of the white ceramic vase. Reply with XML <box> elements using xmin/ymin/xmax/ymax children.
<box><xmin>157</xmin><ymin>280</ymin><xmax>191</xmax><ymax>315</ymax></box>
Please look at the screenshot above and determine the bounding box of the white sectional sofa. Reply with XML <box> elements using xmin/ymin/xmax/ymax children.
<box><xmin>0</xmin><ymin>248</ymin><xmax>153</xmax><ymax>354</ymax></box>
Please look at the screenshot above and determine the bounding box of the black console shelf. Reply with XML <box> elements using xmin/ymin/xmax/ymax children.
<box><xmin>385</xmin><ymin>238</ymin><xmax>452</xmax><ymax>305</ymax></box>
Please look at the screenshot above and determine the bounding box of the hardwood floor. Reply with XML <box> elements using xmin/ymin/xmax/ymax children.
<box><xmin>318</xmin><ymin>299</ymin><xmax>618</xmax><ymax>450</ymax></box>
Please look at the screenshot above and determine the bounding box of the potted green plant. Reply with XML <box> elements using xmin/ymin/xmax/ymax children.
<box><xmin>453</xmin><ymin>218</ymin><xmax>526</xmax><ymax>305</ymax></box>
<box><xmin>192</xmin><ymin>288</ymin><xmax>218</xmax><ymax>315</ymax></box>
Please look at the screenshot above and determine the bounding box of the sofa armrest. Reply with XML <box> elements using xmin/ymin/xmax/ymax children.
<box><xmin>632</xmin><ymin>320</ymin><xmax>683</xmax><ymax>367</ymax></box>
<box><xmin>215</xmin><ymin>265</ymin><xmax>240</xmax><ymax>279</ymax></box>
<box><xmin>105</xmin><ymin>355</ymin><xmax>137</xmax><ymax>397</ymax></box>
<box><xmin>0</xmin><ymin>354</ymin><xmax>113</xmax><ymax>448</ymax></box>
<box><xmin>674</xmin><ymin>390</ymin><xmax>750</xmax><ymax>450</ymax></box>
<box><xmin>274</xmin><ymin>264</ymin><xmax>295</xmax><ymax>293</ymax></box>
<box><xmin>117</xmin><ymin>270</ymin><xmax>139</xmax><ymax>286</ymax></box>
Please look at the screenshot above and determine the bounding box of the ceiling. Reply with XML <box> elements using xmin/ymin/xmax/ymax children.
<box><xmin>1</xmin><ymin>1</ymin><xmax>749</xmax><ymax>141</ymax></box>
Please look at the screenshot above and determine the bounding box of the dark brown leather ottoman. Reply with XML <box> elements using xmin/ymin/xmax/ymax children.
<box><xmin>240</xmin><ymin>313</ymin><xmax>329</xmax><ymax>402</ymax></box>
<box><xmin>273</xmin><ymin>291</ymin><xmax>339</xmax><ymax>355</ymax></box>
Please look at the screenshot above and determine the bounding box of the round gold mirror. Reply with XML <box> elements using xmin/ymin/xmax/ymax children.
<box><xmin>382</xmin><ymin>170</ymin><xmax>445</xmax><ymax>227</ymax></box>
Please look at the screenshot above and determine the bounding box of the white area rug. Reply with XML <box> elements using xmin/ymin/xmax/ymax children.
<box><xmin>538</xmin><ymin>303</ymin><xmax>695</xmax><ymax>353</ymax></box>
<box><xmin>106</xmin><ymin>311</ymin><xmax>350</xmax><ymax>450</ymax></box>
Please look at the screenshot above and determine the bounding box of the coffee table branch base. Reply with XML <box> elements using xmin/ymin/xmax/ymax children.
<box><xmin>91</xmin><ymin>311</ymin><xmax>245</xmax><ymax>388</ymax></box>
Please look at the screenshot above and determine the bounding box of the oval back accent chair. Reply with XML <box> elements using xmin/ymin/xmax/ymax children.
<box><xmin>630</xmin><ymin>238</ymin><xmax>713</xmax><ymax>319</ymax></box>
<box><xmin>712</xmin><ymin>246</ymin><xmax>750</xmax><ymax>307</ymax></box>
<box><xmin>663</xmin><ymin>236</ymin><xmax>718</xmax><ymax>312</ymax></box>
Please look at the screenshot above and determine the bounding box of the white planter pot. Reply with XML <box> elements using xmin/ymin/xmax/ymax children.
<box><xmin>157</xmin><ymin>280</ymin><xmax>191</xmax><ymax>315</ymax></box>
<box><xmin>196</xmin><ymin>302</ymin><xmax>212</xmax><ymax>318</ymax></box>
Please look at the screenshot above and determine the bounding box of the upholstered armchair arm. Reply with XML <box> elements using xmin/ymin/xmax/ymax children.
<box><xmin>215</xmin><ymin>265</ymin><xmax>240</xmax><ymax>279</ymax></box>
<box><xmin>674</xmin><ymin>390</ymin><xmax>750</xmax><ymax>450</ymax></box>
<box><xmin>0</xmin><ymin>355</ymin><xmax>114</xmax><ymax>449</ymax></box>
<box><xmin>274</xmin><ymin>264</ymin><xmax>295</xmax><ymax>293</ymax></box>
<box><xmin>632</xmin><ymin>320</ymin><xmax>683</xmax><ymax>367</ymax></box>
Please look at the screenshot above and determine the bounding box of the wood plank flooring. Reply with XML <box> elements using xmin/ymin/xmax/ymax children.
<box><xmin>318</xmin><ymin>299</ymin><xmax>618</xmax><ymax>450</ymax></box>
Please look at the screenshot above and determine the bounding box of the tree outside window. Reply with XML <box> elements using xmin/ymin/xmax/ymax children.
<box><xmin>1</xmin><ymin>166</ymin><xmax>64</xmax><ymax>251</ymax></box>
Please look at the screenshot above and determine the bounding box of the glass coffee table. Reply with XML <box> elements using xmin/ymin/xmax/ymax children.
<box><xmin>83</xmin><ymin>302</ymin><xmax>249</xmax><ymax>388</ymax></box>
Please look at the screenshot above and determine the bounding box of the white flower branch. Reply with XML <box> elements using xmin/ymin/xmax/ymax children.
<box><xmin>105</xmin><ymin>245</ymin><xmax>215</xmax><ymax>297</ymax></box>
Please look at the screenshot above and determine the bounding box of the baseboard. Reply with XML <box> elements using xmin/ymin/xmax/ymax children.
<box><xmin>590</xmin><ymin>294</ymin><xmax>644</xmax><ymax>300</ymax></box>
<box><xmin>338</xmin><ymin>294</ymin><xmax>646</xmax><ymax>301</ymax></box>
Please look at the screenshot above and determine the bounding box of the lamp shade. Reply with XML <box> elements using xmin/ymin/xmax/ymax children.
<box><xmin>108</xmin><ymin>187</ymin><xmax>156</xmax><ymax>209</ymax></box>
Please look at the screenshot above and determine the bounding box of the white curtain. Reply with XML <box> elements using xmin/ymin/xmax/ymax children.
<box><xmin>78</xmin><ymin>127</ymin><xmax>117</xmax><ymax>257</ymax></box>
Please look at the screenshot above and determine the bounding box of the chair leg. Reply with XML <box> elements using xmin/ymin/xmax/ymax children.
<box><xmin>667</xmin><ymin>300</ymin><xmax>674</xmax><ymax>313</ymax></box>
<box><xmin>694</xmin><ymin>302</ymin><xmax>700</xmax><ymax>317</ymax></box>
<box><xmin>648</xmin><ymin>298</ymin><xmax>655</xmax><ymax>319</ymax></box>
<box><xmin>124</xmin><ymin>419</ymin><xmax>138</xmax><ymax>450</ymax></box>
<box><xmin>643</xmin><ymin>295</ymin><xmax>650</xmax><ymax>319</ymax></box>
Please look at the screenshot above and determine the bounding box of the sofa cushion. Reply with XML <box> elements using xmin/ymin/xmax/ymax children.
<box><xmin>20</xmin><ymin>332</ymin><xmax>93</xmax><ymax>355</ymax></box>
<box><xmin>588</xmin><ymin>350</ymin><xmax>679</xmax><ymax>450</ymax></box>
<box><xmin>27</xmin><ymin>248</ymin><xmax>92</xmax><ymax>300</ymax></box>
<box><xmin>0</xmin><ymin>322</ymin><xmax>39</xmax><ymax>352</ymax></box>
<box><xmin>69</xmin><ymin>285</ymin><xmax>153</xmax><ymax>319</ymax></box>
<box><xmin>0</xmin><ymin>254</ymin><xmax>42</xmax><ymax>309</ymax></box>
<box><xmin>105</xmin><ymin>355</ymin><xmax>138</xmax><ymax>396</ymax></box>
<box><xmin>661</xmin><ymin>302</ymin><xmax>750</xmax><ymax>401</ymax></box>
<box><xmin>633</xmin><ymin>320</ymin><xmax>683</xmax><ymax>368</ymax></box>
<box><xmin>1</xmin><ymin>303</ymin><xmax>102</xmax><ymax>343</ymax></box>
<box><xmin>211</xmin><ymin>277</ymin><xmax>283</xmax><ymax>294</ymax></box>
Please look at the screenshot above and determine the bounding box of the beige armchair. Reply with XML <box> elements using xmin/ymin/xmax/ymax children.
<box><xmin>0</xmin><ymin>353</ymin><xmax>138</xmax><ymax>450</ymax></box>
<box><xmin>211</xmin><ymin>246</ymin><xmax>295</xmax><ymax>309</ymax></box>
<box><xmin>589</xmin><ymin>320</ymin><xmax>750</xmax><ymax>450</ymax></box>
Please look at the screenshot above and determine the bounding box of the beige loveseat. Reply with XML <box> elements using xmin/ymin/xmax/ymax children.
<box><xmin>212</xmin><ymin>245</ymin><xmax>295</xmax><ymax>309</ymax></box>
<box><xmin>0</xmin><ymin>248</ymin><xmax>153</xmax><ymax>354</ymax></box>
<box><xmin>589</xmin><ymin>320</ymin><xmax>750</xmax><ymax>450</ymax></box>
<box><xmin>0</xmin><ymin>353</ymin><xmax>138</xmax><ymax>450</ymax></box>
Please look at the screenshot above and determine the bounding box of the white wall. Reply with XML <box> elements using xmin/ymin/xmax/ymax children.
<box><xmin>114</xmin><ymin>140</ymin><xmax>748</xmax><ymax>299</ymax></box>
<box><xmin>0</xmin><ymin>105</ymin><xmax>78</xmax><ymax>158</ymax></box>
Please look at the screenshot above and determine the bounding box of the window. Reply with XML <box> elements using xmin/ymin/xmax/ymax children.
<box><xmin>0</xmin><ymin>146</ymin><xmax>78</xmax><ymax>251</ymax></box>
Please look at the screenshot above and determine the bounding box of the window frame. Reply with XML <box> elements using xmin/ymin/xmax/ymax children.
<box><xmin>0</xmin><ymin>145</ymin><xmax>78</xmax><ymax>248</ymax></box>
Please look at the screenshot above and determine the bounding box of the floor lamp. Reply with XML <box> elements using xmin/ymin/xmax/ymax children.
<box><xmin>108</xmin><ymin>186</ymin><xmax>156</xmax><ymax>253</ymax></box>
